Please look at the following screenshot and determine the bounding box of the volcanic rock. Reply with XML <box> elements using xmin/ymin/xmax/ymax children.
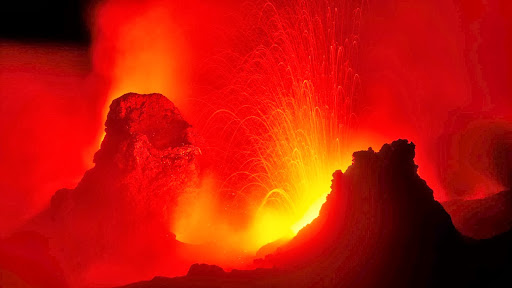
<box><xmin>20</xmin><ymin>93</ymin><xmax>201</xmax><ymax>285</ymax></box>
<box><xmin>442</xmin><ymin>189</ymin><xmax>512</xmax><ymax>239</ymax></box>
<box><xmin>264</xmin><ymin>140</ymin><xmax>465</xmax><ymax>288</ymax></box>
<box><xmin>0</xmin><ymin>231</ymin><xmax>67</xmax><ymax>288</ymax></box>
<box><xmin>121</xmin><ymin>139</ymin><xmax>512</xmax><ymax>288</ymax></box>
<box><xmin>187</xmin><ymin>264</ymin><xmax>226</xmax><ymax>278</ymax></box>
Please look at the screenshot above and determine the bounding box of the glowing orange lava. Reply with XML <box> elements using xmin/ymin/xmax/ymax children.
<box><xmin>92</xmin><ymin>0</ymin><xmax>364</xmax><ymax>255</ymax></box>
<box><xmin>172</xmin><ymin>0</ymin><xmax>364</xmax><ymax>251</ymax></box>
<box><xmin>92</xmin><ymin>0</ymin><xmax>190</xmax><ymax>119</ymax></box>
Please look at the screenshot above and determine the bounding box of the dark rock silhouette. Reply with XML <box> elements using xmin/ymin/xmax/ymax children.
<box><xmin>121</xmin><ymin>267</ymin><xmax>284</xmax><ymax>288</ymax></box>
<box><xmin>187</xmin><ymin>264</ymin><xmax>226</xmax><ymax>278</ymax></box>
<box><xmin>2</xmin><ymin>93</ymin><xmax>510</xmax><ymax>287</ymax></box>
<box><xmin>121</xmin><ymin>140</ymin><xmax>512</xmax><ymax>288</ymax></box>
<box><xmin>265</xmin><ymin>140</ymin><xmax>467</xmax><ymax>288</ymax></box>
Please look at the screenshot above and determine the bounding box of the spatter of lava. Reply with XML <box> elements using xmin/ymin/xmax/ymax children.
<box><xmin>174</xmin><ymin>0</ymin><xmax>365</xmax><ymax>251</ymax></box>
<box><xmin>93</xmin><ymin>0</ymin><xmax>366</xmax><ymax>252</ymax></box>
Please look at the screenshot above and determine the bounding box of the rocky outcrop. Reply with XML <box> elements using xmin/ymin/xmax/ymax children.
<box><xmin>264</xmin><ymin>140</ymin><xmax>466</xmax><ymax>288</ymax></box>
<box><xmin>23</xmin><ymin>93</ymin><xmax>201</xmax><ymax>285</ymax></box>
<box><xmin>443</xmin><ymin>189</ymin><xmax>512</xmax><ymax>239</ymax></box>
<box><xmin>120</xmin><ymin>139</ymin><xmax>512</xmax><ymax>288</ymax></box>
<box><xmin>187</xmin><ymin>264</ymin><xmax>226</xmax><ymax>278</ymax></box>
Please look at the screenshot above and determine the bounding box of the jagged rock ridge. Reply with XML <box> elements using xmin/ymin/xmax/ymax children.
<box><xmin>122</xmin><ymin>140</ymin><xmax>512</xmax><ymax>288</ymax></box>
<box><xmin>24</xmin><ymin>93</ymin><xmax>201</xmax><ymax>285</ymax></box>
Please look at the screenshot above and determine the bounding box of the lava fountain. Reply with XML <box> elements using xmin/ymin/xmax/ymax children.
<box><xmin>175</xmin><ymin>0</ymin><xmax>365</xmax><ymax>250</ymax></box>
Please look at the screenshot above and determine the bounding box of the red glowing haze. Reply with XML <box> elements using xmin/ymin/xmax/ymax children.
<box><xmin>1</xmin><ymin>0</ymin><xmax>511</xmax><ymax>286</ymax></box>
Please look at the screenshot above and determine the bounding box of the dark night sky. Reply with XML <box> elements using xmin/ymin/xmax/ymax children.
<box><xmin>0</xmin><ymin>0</ymin><xmax>91</xmax><ymax>43</ymax></box>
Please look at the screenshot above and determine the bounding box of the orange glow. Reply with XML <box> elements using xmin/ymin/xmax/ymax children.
<box><xmin>2</xmin><ymin>0</ymin><xmax>512</xmax><ymax>286</ymax></box>
<box><xmin>171</xmin><ymin>1</ymin><xmax>363</xmax><ymax>252</ymax></box>
<box><xmin>88</xmin><ymin>0</ymin><xmax>512</xmax><ymax>272</ymax></box>
<box><xmin>92</xmin><ymin>0</ymin><xmax>190</xmax><ymax>119</ymax></box>
<box><xmin>91</xmin><ymin>0</ymin><xmax>364</xmax><ymax>256</ymax></box>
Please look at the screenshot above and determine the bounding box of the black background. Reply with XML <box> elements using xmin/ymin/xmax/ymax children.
<box><xmin>0</xmin><ymin>0</ymin><xmax>91</xmax><ymax>43</ymax></box>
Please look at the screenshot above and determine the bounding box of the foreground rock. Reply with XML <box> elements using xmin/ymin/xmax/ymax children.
<box><xmin>122</xmin><ymin>140</ymin><xmax>512</xmax><ymax>288</ymax></box>
<box><xmin>7</xmin><ymin>93</ymin><xmax>201</xmax><ymax>286</ymax></box>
